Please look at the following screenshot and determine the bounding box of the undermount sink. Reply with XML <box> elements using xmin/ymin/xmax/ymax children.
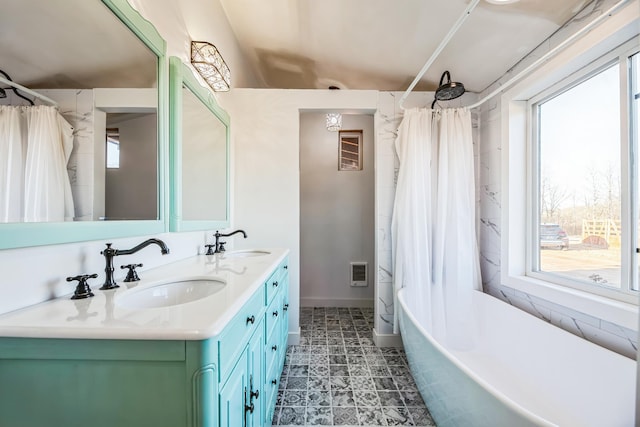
<box><xmin>222</xmin><ymin>250</ymin><xmax>270</xmax><ymax>258</ymax></box>
<box><xmin>116</xmin><ymin>278</ymin><xmax>225</xmax><ymax>309</ymax></box>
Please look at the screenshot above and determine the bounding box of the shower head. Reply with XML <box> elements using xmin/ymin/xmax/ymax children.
<box><xmin>434</xmin><ymin>70</ymin><xmax>465</xmax><ymax>101</ymax></box>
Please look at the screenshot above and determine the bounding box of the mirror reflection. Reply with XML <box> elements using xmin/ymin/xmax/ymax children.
<box><xmin>181</xmin><ymin>85</ymin><xmax>227</xmax><ymax>221</ymax></box>
<box><xmin>0</xmin><ymin>0</ymin><xmax>159</xmax><ymax>223</ymax></box>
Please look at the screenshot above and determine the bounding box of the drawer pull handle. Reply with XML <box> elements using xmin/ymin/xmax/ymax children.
<box><xmin>245</xmin><ymin>402</ymin><xmax>254</xmax><ymax>414</ymax></box>
<box><xmin>283</xmin><ymin>303</ymin><xmax>289</xmax><ymax>312</ymax></box>
<box><xmin>250</xmin><ymin>389</ymin><xmax>260</xmax><ymax>399</ymax></box>
<box><xmin>272</xmin><ymin>379</ymin><xmax>277</xmax><ymax>385</ymax></box>
<box><xmin>284</xmin><ymin>265</ymin><xmax>288</xmax><ymax>270</ymax></box>
<box><xmin>273</xmin><ymin>310</ymin><xmax>278</xmax><ymax>317</ymax></box>
<box><xmin>246</xmin><ymin>315</ymin><xmax>255</xmax><ymax>325</ymax></box>
<box><xmin>272</xmin><ymin>281</ymin><xmax>279</xmax><ymax>287</ymax></box>
<box><xmin>272</xmin><ymin>345</ymin><xmax>277</xmax><ymax>351</ymax></box>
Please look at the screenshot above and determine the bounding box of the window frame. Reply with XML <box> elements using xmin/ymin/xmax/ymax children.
<box><xmin>526</xmin><ymin>48</ymin><xmax>634</xmax><ymax>301</ymax></box>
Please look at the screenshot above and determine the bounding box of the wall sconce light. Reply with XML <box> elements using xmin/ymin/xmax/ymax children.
<box><xmin>190</xmin><ymin>41</ymin><xmax>231</xmax><ymax>92</ymax></box>
<box><xmin>326</xmin><ymin>113</ymin><xmax>342</xmax><ymax>131</ymax></box>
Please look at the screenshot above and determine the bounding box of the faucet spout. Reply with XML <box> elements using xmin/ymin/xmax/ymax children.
<box><xmin>213</xmin><ymin>229</ymin><xmax>247</xmax><ymax>253</ymax></box>
<box><xmin>116</xmin><ymin>238</ymin><xmax>170</xmax><ymax>256</ymax></box>
<box><xmin>100</xmin><ymin>238</ymin><xmax>170</xmax><ymax>290</ymax></box>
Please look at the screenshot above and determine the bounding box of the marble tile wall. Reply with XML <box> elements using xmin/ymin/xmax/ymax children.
<box><xmin>477</xmin><ymin>0</ymin><xmax>638</xmax><ymax>359</ymax></box>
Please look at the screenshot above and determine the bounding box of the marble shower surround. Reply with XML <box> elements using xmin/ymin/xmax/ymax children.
<box><xmin>476</xmin><ymin>0</ymin><xmax>638</xmax><ymax>358</ymax></box>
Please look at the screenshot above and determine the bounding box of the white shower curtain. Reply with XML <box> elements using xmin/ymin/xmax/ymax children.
<box><xmin>392</xmin><ymin>107</ymin><xmax>480</xmax><ymax>349</ymax></box>
<box><xmin>0</xmin><ymin>105</ymin><xmax>74</xmax><ymax>222</ymax></box>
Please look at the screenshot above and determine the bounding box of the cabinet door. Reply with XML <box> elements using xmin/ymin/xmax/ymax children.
<box><xmin>219</xmin><ymin>351</ymin><xmax>248</xmax><ymax>427</ymax></box>
<box><xmin>246</xmin><ymin>320</ymin><xmax>264</xmax><ymax>427</ymax></box>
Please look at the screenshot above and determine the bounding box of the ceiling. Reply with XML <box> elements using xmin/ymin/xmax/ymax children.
<box><xmin>0</xmin><ymin>0</ymin><xmax>156</xmax><ymax>90</ymax></box>
<box><xmin>218</xmin><ymin>0</ymin><xmax>591</xmax><ymax>92</ymax></box>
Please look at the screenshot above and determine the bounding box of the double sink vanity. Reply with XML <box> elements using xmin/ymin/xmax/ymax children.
<box><xmin>0</xmin><ymin>1</ymin><xmax>293</xmax><ymax>426</ymax></box>
<box><xmin>0</xmin><ymin>248</ymin><xmax>290</xmax><ymax>427</ymax></box>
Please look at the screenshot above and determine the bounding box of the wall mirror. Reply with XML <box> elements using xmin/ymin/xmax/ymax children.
<box><xmin>169</xmin><ymin>57</ymin><xmax>230</xmax><ymax>232</ymax></box>
<box><xmin>0</xmin><ymin>0</ymin><xmax>167</xmax><ymax>249</ymax></box>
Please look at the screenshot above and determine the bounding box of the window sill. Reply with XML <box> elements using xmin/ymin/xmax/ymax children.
<box><xmin>502</xmin><ymin>274</ymin><xmax>638</xmax><ymax>331</ymax></box>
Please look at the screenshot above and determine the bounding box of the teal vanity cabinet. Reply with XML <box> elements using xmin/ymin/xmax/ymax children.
<box><xmin>263</xmin><ymin>262</ymin><xmax>290</xmax><ymax>425</ymax></box>
<box><xmin>0</xmin><ymin>257</ymin><xmax>290</xmax><ymax>427</ymax></box>
<box><xmin>0</xmin><ymin>338</ymin><xmax>219</xmax><ymax>427</ymax></box>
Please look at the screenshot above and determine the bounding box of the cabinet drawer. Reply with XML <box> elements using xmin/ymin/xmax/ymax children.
<box><xmin>265</xmin><ymin>290</ymin><xmax>282</xmax><ymax>342</ymax></box>
<box><xmin>264</xmin><ymin>322</ymin><xmax>281</xmax><ymax>376</ymax></box>
<box><xmin>264</xmin><ymin>355</ymin><xmax>281</xmax><ymax>424</ymax></box>
<box><xmin>265</xmin><ymin>260</ymin><xmax>288</xmax><ymax>305</ymax></box>
<box><xmin>218</xmin><ymin>289</ymin><xmax>265</xmax><ymax>381</ymax></box>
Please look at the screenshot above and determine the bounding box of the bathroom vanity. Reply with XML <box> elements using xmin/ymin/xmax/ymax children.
<box><xmin>0</xmin><ymin>249</ymin><xmax>289</xmax><ymax>427</ymax></box>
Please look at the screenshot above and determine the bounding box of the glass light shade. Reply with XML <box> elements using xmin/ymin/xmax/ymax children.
<box><xmin>191</xmin><ymin>41</ymin><xmax>231</xmax><ymax>92</ymax></box>
<box><xmin>326</xmin><ymin>113</ymin><xmax>342</xmax><ymax>131</ymax></box>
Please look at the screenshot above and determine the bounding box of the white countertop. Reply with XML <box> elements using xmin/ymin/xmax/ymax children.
<box><xmin>0</xmin><ymin>248</ymin><xmax>288</xmax><ymax>340</ymax></box>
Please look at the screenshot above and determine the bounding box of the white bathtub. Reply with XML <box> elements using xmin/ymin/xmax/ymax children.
<box><xmin>397</xmin><ymin>288</ymin><xmax>636</xmax><ymax>427</ymax></box>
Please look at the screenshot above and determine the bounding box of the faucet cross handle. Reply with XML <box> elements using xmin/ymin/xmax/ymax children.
<box><xmin>205</xmin><ymin>244</ymin><xmax>216</xmax><ymax>255</ymax></box>
<box><xmin>67</xmin><ymin>273</ymin><xmax>98</xmax><ymax>300</ymax></box>
<box><xmin>121</xmin><ymin>263</ymin><xmax>143</xmax><ymax>282</ymax></box>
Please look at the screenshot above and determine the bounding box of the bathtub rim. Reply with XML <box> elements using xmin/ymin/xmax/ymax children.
<box><xmin>397</xmin><ymin>288</ymin><xmax>555</xmax><ymax>427</ymax></box>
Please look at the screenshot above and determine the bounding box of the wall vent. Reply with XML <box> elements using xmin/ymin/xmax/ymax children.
<box><xmin>350</xmin><ymin>262</ymin><xmax>368</xmax><ymax>287</ymax></box>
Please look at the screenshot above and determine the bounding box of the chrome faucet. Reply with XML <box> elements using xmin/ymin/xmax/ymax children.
<box><xmin>100</xmin><ymin>238</ymin><xmax>170</xmax><ymax>290</ymax></box>
<box><xmin>210</xmin><ymin>229</ymin><xmax>247</xmax><ymax>254</ymax></box>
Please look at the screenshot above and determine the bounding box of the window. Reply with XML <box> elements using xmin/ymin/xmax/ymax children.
<box><xmin>106</xmin><ymin>128</ymin><xmax>120</xmax><ymax>169</ymax></box>
<box><xmin>528</xmin><ymin>42</ymin><xmax>639</xmax><ymax>301</ymax></box>
<box><xmin>338</xmin><ymin>130</ymin><xmax>363</xmax><ymax>171</ymax></box>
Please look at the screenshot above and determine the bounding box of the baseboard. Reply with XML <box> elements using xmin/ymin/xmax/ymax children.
<box><xmin>300</xmin><ymin>297</ymin><xmax>374</xmax><ymax>308</ymax></box>
<box><xmin>288</xmin><ymin>328</ymin><xmax>301</xmax><ymax>346</ymax></box>
<box><xmin>373</xmin><ymin>328</ymin><xmax>403</xmax><ymax>347</ymax></box>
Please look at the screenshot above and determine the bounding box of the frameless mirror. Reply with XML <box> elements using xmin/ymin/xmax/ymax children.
<box><xmin>169</xmin><ymin>57</ymin><xmax>230</xmax><ymax>232</ymax></box>
<box><xmin>0</xmin><ymin>0</ymin><xmax>167</xmax><ymax>249</ymax></box>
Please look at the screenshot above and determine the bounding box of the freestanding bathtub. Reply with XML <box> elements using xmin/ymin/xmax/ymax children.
<box><xmin>397</xmin><ymin>288</ymin><xmax>636</xmax><ymax>427</ymax></box>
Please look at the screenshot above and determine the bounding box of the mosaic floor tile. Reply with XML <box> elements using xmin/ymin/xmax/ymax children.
<box><xmin>278</xmin><ymin>406</ymin><xmax>306</xmax><ymax>425</ymax></box>
<box><xmin>353</xmin><ymin>390</ymin><xmax>380</xmax><ymax>407</ymax></box>
<box><xmin>306</xmin><ymin>406</ymin><xmax>332</xmax><ymax>425</ymax></box>
<box><xmin>408</xmin><ymin>407</ymin><xmax>437</xmax><ymax>426</ymax></box>
<box><xmin>329</xmin><ymin>364</ymin><xmax>350</xmax><ymax>377</ymax></box>
<box><xmin>273</xmin><ymin>306</ymin><xmax>433</xmax><ymax>426</ymax></box>
<box><xmin>307</xmin><ymin>390</ymin><xmax>331</xmax><ymax>407</ymax></box>
<box><xmin>329</xmin><ymin>376</ymin><xmax>351</xmax><ymax>390</ymax></box>
<box><xmin>357</xmin><ymin>406</ymin><xmax>387</xmax><ymax>426</ymax></box>
<box><xmin>373</xmin><ymin>377</ymin><xmax>397</xmax><ymax>391</ymax></box>
<box><xmin>384</xmin><ymin>406</ymin><xmax>414</xmax><ymax>426</ymax></box>
<box><xmin>378</xmin><ymin>390</ymin><xmax>405</xmax><ymax>407</ymax></box>
<box><xmin>401</xmin><ymin>390</ymin><xmax>425</xmax><ymax>407</ymax></box>
<box><xmin>332</xmin><ymin>407</ymin><xmax>359</xmax><ymax>425</ymax></box>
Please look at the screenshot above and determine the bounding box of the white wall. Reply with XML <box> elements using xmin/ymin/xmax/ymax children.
<box><xmin>219</xmin><ymin>88</ymin><xmax>379</xmax><ymax>341</ymax></box>
<box><xmin>299</xmin><ymin>113</ymin><xmax>375</xmax><ymax>307</ymax></box>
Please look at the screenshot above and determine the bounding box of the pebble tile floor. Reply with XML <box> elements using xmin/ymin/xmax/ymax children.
<box><xmin>271</xmin><ymin>307</ymin><xmax>436</xmax><ymax>426</ymax></box>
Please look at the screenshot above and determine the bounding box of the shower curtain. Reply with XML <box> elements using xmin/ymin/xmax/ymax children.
<box><xmin>391</xmin><ymin>107</ymin><xmax>480</xmax><ymax>349</ymax></box>
<box><xmin>0</xmin><ymin>105</ymin><xmax>74</xmax><ymax>222</ymax></box>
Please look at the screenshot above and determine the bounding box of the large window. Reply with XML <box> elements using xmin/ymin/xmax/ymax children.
<box><xmin>529</xmin><ymin>43</ymin><xmax>639</xmax><ymax>301</ymax></box>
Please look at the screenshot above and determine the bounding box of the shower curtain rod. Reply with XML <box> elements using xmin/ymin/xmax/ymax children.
<box><xmin>0</xmin><ymin>76</ymin><xmax>58</xmax><ymax>107</ymax></box>
<box><xmin>399</xmin><ymin>0</ymin><xmax>631</xmax><ymax>111</ymax></box>
<box><xmin>467</xmin><ymin>0</ymin><xmax>631</xmax><ymax>109</ymax></box>
<box><xmin>398</xmin><ymin>0</ymin><xmax>481</xmax><ymax>110</ymax></box>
